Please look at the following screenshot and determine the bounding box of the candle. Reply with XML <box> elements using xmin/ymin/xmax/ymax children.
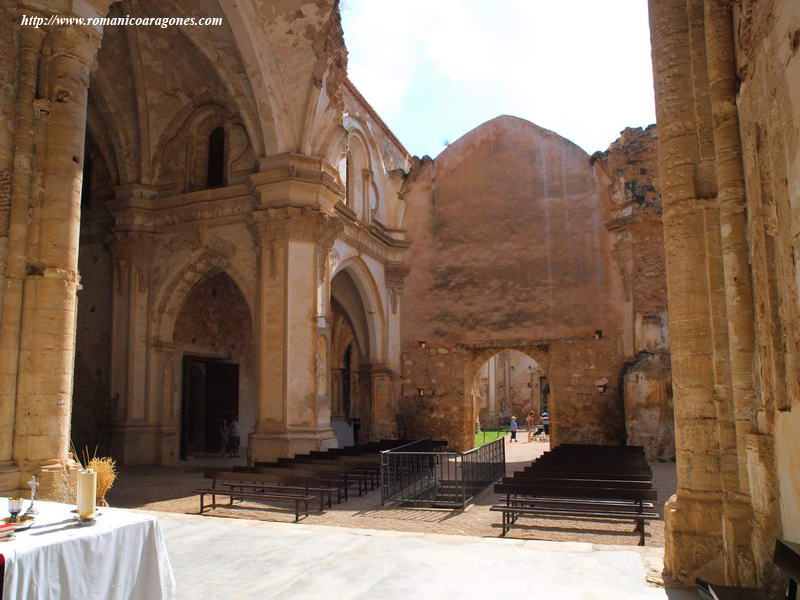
<box><xmin>77</xmin><ymin>468</ymin><xmax>97</xmax><ymax>519</ymax></box>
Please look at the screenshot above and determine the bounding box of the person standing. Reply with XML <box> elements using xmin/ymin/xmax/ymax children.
<box><xmin>509</xmin><ymin>416</ymin><xmax>518</xmax><ymax>442</ymax></box>
<box><xmin>219</xmin><ymin>418</ymin><xmax>230</xmax><ymax>458</ymax></box>
<box><xmin>525</xmin><ymin>411</ymin><xmax>537</xmax><ymax>442</ymax></box>
<box><xmin>541</xmin><ymin>411</ymin><xmax>550</xmax><ymax>439</ymax></box>
<box><xmin>229</xmin><ymin>416</ymin><xmax>241</xmax><ymax>458</ymax></box>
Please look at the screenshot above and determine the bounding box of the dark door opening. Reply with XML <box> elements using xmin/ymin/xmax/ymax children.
<box><xmin>180</xmin><ymin>357</ymin><xmax>239</xmax><ymax>459</ymax></box>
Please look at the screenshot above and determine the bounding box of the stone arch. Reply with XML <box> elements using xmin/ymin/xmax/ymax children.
<box><xmin>331</xmin><ymin>256</ymin><xmax>386</xmax><ymax>363</ymax></box>
<box><xmin>463</xmin><ymin>344</ymin><xmax>553</xmax><ymax>444</ymax></box>
<box><xmin>153</xmin><ymin>249</ymin><xmax>255</xmax><ymax>346</ymax></box>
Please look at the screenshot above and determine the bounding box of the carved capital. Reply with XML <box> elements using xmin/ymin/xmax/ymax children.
<box><xmin>251</xmin><ymin>207</ymin><xmax>343</xmax><ymax>249</ymax></box>
<box><xmin>108</xmin><ymin>230</ymin><xmax>157</xmax><ymax>294</ymax></box>
<box><xmin>384</xmin><ymin>262</ymin><xmax>409</xmax><ymax>314</ymax></box>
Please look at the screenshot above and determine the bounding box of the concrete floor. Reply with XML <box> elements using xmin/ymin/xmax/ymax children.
<box><xmin>148</xmin><ymin>511</ymin><xmax>698</xmax><ymax>600</ymax></box>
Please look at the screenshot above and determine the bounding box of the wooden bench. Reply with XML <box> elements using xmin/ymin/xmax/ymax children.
<box><xmin>696</xmin><ymin>538</ymin><xmax>800</xmax><ymax>600</ymax></box>
<box><xmin>492</xmin><ymin>483</ymin><xmax>658</xmax><ymax>545</ymax></box>
<box><xmin>221</xmin><ymin>482</ymin><xmax>330</xmax><ymax>512</ymax></box>
<box><xmin>503</xmin><ymin>475</ymin><xmax>653</xmax><ymax>489</ymax></box>
<box><xmin>208</xmin><ymin>469</ymin><xmax>342</xmax><ymax>504</ymax></box>
<box><xmin>265</xmin><ymin>463</ymin><xmax>371</xmax><ymax>496</ymax></box>
<box><xmin>521</xmin><ymin>468</ymin><xmax>652</xmax><ymax>481</ymax></box>
<box><xmin>277</xmin><ymin>456</ymin><xmax>381</xmax><ymax>489</ymax></box>
<box><xmin>193</xmin><ymin>487</ymin><xmax>316</xmax><ymax>522</ymax></box>
<box><xmin>246</xmin><ymin>465</ymin><xmax>365</xmax><ymax>499</ymax></box>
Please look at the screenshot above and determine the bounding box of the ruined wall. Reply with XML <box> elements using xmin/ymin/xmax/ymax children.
<box><xmin>402</xmin><ymin>116</ymin><xmax>624</xmax><ymax>343</ymax></box>
<box><xmin>400</xmin><ymin>116</ymin><xmax>628</xmax><ymax>450</ymax></box>
<box><xmin>595</xmin><ymin>126</ymin><xmax>674</xmax><ymax>459</ymax></box>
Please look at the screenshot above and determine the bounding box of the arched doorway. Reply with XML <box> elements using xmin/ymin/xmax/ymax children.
<box><xmin>173</xmin><ymin>271</ymin><xmax>254</xmax><ymax>459</ymax></box>
<box><xmin>471</xmin><ymin>349</ymin><xmax>546</xmax><ymax>431</ymax></box>
<box><xmin>329</xmin><ymin>262</ymin><xmax>388</xmax><ymax>445</ymax></box>
<box><xmin>465</xmin><ymin>345</ymin><xmax>551</xmax><ymax>448</ymax></box>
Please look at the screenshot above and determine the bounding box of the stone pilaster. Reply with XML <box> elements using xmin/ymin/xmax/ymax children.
<box><xmin>10</xmin><ymin>24</ymin><xmax>100</xmax><ymax>500</ymax></box>
<box><xmin>384</xmin><ymin>261</ymin><xmax>408</xmax><ymax>373</ymax></box>
<box><xmin>248</xmin><ymin>180</ymin><xmax>344</xmax><ymax>459</ymax></box>
<box><xmin>106</xmin><ymin>186</ymin><xmax>159</xmax><ymax>463</ymax></box>
<box><xmin>0</xmin><ymin>23</ymin><xmax>46</xmax><ymax>495</ymax></box>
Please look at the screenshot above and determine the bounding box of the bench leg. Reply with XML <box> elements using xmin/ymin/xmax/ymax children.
<box><xmin>637</xmin><ymin>519</ymin><xmax>645</xmax><ymax>546</ymax></box>
<box><xmin>199</xmin><ymin>493</ymin><xmax>205</xmax><ymax>514</ymax></box>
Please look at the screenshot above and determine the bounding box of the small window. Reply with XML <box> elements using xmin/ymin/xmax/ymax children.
<box><xmin>207</xmin><ymin>127</ymin><xmax>225</xmax><ymax>188</ymax></box>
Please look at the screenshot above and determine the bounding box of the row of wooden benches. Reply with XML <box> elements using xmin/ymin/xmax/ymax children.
<box><xmin>192</xmin><ymin>439</ymin><xmax>414</xmax><ymax>521</ymax></box>
<box><xmin>491</xmin><ymin>444</ymin><xmax>659</xmax><ymax>545</ymax></box>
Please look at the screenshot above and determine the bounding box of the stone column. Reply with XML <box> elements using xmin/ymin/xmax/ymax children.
<box><xmin>11</xmin><ymin>24</ymin><xmax>100</xmax><ymax>499</ymax></box>
<box><xmin>650</xmin><ymin>0</ymin><xmax>731</xmax><ymax>584</ymax></box>
<box><xmin>107</xmin><ymin>187</ymin><xmax>158</xmax><ymax>464</ymax></box>
<box><xmin>0</xmin><ymin>24</ymin><xmax>46</xmax><ymax>495</ymax></box>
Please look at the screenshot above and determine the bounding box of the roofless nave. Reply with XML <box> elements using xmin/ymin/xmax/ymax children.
<box><xmin>0</xmin><ymin>0</ymin><xmax>798</xmax><ymax>594</ymax></box>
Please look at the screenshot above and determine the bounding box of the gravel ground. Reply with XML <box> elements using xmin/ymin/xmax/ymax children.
<box><xmin>108</xmin><ymin>435</ymin><xmax>676</xmax><ymax>548</ymax></box>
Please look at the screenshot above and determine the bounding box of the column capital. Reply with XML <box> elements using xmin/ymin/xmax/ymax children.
<box><xmin>384</xmin><ymin>262</ymin><xmax>409</xmax><ymax>314</ymax></box>
<box><xmin>251</xmin><ymin>207</ymin><xmax>343</xmax><ymax>248</ymax></box>
<box><xmin>384</xmin><ymin>262</ymin><xmax>410</xmax><ymax>289</ymax></box>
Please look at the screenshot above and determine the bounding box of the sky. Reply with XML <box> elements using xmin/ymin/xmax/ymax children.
<box><xmin>340</xmin><ymin>0</ymin><xmax>656</xmax><ymax>158</ymax></box>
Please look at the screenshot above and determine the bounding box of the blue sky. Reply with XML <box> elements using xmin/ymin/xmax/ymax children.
<box><xmin>340</xmin><ymin>0</ymin><xmax>656</xmax><ymax>157</ymax></box>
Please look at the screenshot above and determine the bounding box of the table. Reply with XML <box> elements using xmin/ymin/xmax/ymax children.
<box><xmin>0</xmin><ymin>499</ymin><xmax>175</xmax><ymax>599</ymax></box>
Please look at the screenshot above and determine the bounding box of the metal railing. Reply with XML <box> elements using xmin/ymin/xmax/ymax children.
<box><xmin>380</xmin><ymin>438</ymin><xmax>506</xmax><ymax>508</ymax></box>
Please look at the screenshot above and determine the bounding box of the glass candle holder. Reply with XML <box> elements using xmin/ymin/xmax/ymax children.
<box><xmin>8</xmin><ymin>497</ymin><xmax>23</xmax><ymax>522</ymax></box>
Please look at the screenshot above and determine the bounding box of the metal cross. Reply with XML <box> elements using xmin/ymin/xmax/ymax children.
<box><xmin>26</xmin><ymin>475</ymin><xmax>39</xmax><ymax>515</ymax></box>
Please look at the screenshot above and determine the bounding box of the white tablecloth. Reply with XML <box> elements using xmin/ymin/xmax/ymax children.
<box><xmin>0</xmin><ymin>500</ymin><xmax>175</xmax><ymax>599</ymax></box>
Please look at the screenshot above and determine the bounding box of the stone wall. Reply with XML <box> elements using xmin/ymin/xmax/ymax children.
<box><xmin>400</xmin><ymin>115</ymin><xmax>630</xmax><ymax>451</ymax></box>
<box><xmin>735</xmin><ymin>0</ymin><xmax>800</xmax><ymax>563</ymax></box>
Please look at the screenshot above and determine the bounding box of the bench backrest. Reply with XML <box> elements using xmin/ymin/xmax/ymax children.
<box><xmin>504</xmin><ymin>475</ymin><xmax>652</xmax><ymax>489</ymax></box>
<box><xmin>494</xmin><ymin>482</ymin><xmax>657</xmax><ymax>502</ymax></box>
<box><xmin>518</xmin><ymin>468</ymin><xmax>652</xmax><ymax>481</ymax></box>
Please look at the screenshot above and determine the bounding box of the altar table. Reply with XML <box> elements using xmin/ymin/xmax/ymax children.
<box><xmin>0</xmin><ymin>499</ymin><xmax>175</xmax><ymax>599</ymax></box>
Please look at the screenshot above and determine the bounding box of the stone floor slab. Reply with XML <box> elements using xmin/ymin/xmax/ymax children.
<box><xmin>147</xmin><ymin>511</ymin><xmax>698</xmax><ymax>599</ymax></box>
